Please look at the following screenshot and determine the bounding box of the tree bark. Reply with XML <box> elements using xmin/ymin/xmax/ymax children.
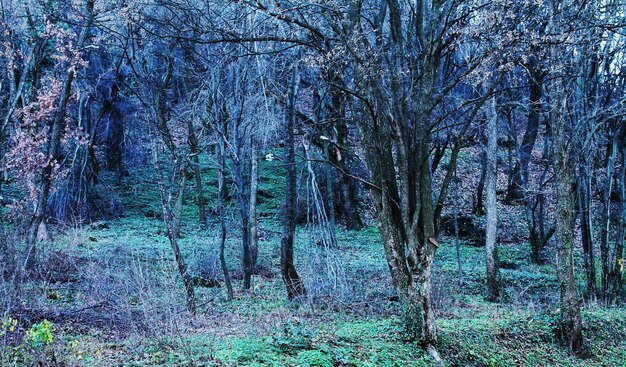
<box><xmin>600</xmin><ymin>132</ymin><xmax>618</xmax><ymax>302</ymax></box>
<box><xmin>608</xmin><ymin>138</ymin><xmax>625</xmax><ymax>303</ymax></box>
<box><xmin>474</xmin><ymin>151</ymin><xmax>487</xmax><ymax>216</ymax></box>
<box><xmin>578</xmin><ymin>159</ymin><xmax>597</xmax><ymax>300</ymax></box>
<box><xmin>281</xmin><ymin>65</ymin><xmax>305</xmax><ymax>299</ymax></box>
<box><xmin>188</xmin><ymin>120</ymin><xmax>207</xmax><ymax>225</ymax></box>
<box><xmin>249</xmin><ymin>145</ymin><xmax>259</xmax><ymax>269</ymax></box>
<box><xmin>551</xmin><ymin>78</ymin><xmax>583</xmax><ymax>354</ymax></box>
<box><xmin>508</xmin><ymin>66</ymin><xmax>543</xmax><ymax>203</ymax></box>
<box><xmin>217</xmin><ymin>138</ymin><xmax>234</xmax><ymax>301</ymax></box>
<box><xmin>152</xmin><ymin>143</ymin><xmax>196</xmax><ymax>314</ymax></box>
<box><xmin>234</xmin><ymin>151</ymin><xmax>252</xmax><ymax>290</ymax></box>
<box><xmin>485</xmin><ymin>97</ymin><xmax>501</xmax><ymax>302</ymax></box>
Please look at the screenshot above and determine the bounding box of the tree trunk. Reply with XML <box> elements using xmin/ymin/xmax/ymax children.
<box><xmin>552</xmin><ymin>81</ymin><xmax>583</xmax><ymax>354</ymax></box>
<box><xmin>485</xmin><ymin>97</ymin><xmax>501</xmax><ymax>302</ymax></box>
<box><xmin>152</xmin><ymin>144</ymin><xmax>196</xmax><ymax>314</ymax></box>
<box><xmin>600</xmin><ymin>132</ymin><xmax>618</xmax><ymax>302</ymax></box>
<box><xmin>608</xmin><ymin>139</ymin><xmax>625</xmax><ymax>303</ymax></box>
<box><xmin>453</xmin><ymin>168</ymin><xmax>463</xmax><ymax>286</ymax></box>
<box><xmin>281</xmin><ymin>65</ymin><xmax>305</xmax><ymax>299</ymax></box>
<box><xmin>235</xmin><ymin>154</ymin><xmax>252</xmax><ymax>290</ymax></box>
<box><xmin>249</xmin><ymin>145</ymin><xmax>259</xmax><ymax>270</ymax></box>
<box><xmin>474</xmin><ymin>151</ymin><xmax>487</xmax><ymax>216</ymax></box>
<box><xmin>25</xmin><ymin>1</ymin><xmax>95</xmax><ymax>269</ymax></box>
<box><xmin>328</xmin><ymin>73</ymin><xmax>362</xmax><ymax>230</ymax></box>
<box><xmin>322</xmin><ymin>141</ymin><xmax>338</xmax><ymax>247</ymax></box>
<box><xmin>335</xmin><ymin>119</ymin><xmax>363</xmax><ymax>230</ymax></box>
<box><xmin>217</xmin><ymin>139</ymin><xmax>234</xmax><ymax>301</ymax></box>
<box><xmin>508</xmin><ymin>66</ymin><xmax>543</xmax><ymax>203</ymax></box>
<box><xmin>188</xmin><ymin>120</ymin><xmax>207</xmax><ymax>225</ymax></box>
<box><xmin>578</xmin><ymin>160</ymin><xmax>597</xmax><ymax>301</ymax></box>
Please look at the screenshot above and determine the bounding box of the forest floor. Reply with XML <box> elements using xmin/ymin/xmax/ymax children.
<box><xmin>2</xmin><ymin>160</ymin><xmax>626</xmax><ymax>367</ymax></box>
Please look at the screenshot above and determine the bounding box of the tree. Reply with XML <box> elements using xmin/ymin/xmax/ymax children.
<box><xmin>281</xmin><ymin>64</ymin><xmax>306</xmax><ymax>299</ymax></box>
<box><xmin>22</xmin><ymin>0</ymin><xmax>95</xmax><ymax>268</ymax></box>
<box><xmin>485</xmin><ymin>96</ymin><xmax>501</xmax><ymax>302</ymax></box>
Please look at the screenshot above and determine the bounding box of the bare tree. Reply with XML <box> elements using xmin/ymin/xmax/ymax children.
<box><xmin>281</xmin><ymin>64</ymin><xmax>306</xmax><ymax>299</ymax></box>
<box><xmin>485</xmin><ymin>96</ymin><xmax>501</xmax><ymax>302</ymax></box>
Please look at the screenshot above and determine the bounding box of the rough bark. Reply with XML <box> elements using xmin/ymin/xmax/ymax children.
<box><xmin>508</xmin><ymin>66</ymin><xmax>543</xmax><ymax>203</ymax></box>
<box><xmin>334</xmin><ymin>103</ymin><xmax>362</xmax><ymax>230</ymax></box>
<box><xmin>485</xmin><ymin>97</ymin><xmax>501</xmax><ymax>302</ymax></box>
<box><xmin>551</xmin><ymin>78</ymin><xmax>583</xmax><ymax>354</ymax></box>
<box><xmin>281</xmin><ymin>65</ymin><xmax>305</xmax><ymax>299</ymax></box>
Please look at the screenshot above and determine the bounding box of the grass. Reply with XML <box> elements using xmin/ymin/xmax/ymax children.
<box><xmin>2</xmin><ymin>158</ymin><xmax>626</xmax><ymax>367</ymax></box>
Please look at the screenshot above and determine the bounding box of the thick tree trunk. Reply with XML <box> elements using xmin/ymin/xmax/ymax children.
<box><xmin>281</xmin><ymin>66</ymin><xmax>305</xmax><ymax>299</ymax></box>
<box><xmin>552</xmin><ymin>81</ymin><xmax>583</xmax><ymax>353</ymax></box>
<box><xmin>508</xmin><ymin>67</ymin><xmax>543</xmax><ymax>203</ymax></box>
<box><xmin>327</xmin><ymin>73</ymin><xmax>362</xmax><ymax>230</ymax></box>
<box><xmin>335</xmin><ymin>119</ymin><xmax>363</xmax><ymax>230</ymax></box>
<box><xmin>485</xmin><ymin>97</ymin><xmax>501</xmax><ymax>302</ymax></box>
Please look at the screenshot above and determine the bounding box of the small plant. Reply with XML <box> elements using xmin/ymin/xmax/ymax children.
<box><xmin>273</xmin><ymin>320</ymin><xmax>313</xmax><ymax>354</ymax></box>
<box><xmin>296</xmin><ymin>350</ymin><xmax>332</xmax><ymax>367</ymax></box>
<box><xmin>0</xmin><ymin>314</ymin><xmax>17</xmax><ymax>337</ymax></box>
<box><xmin>27</xmin><ymin>319</ymin><xmax>54</xmax><ymax>350</ymax></box>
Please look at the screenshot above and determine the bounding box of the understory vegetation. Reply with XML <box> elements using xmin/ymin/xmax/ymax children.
<box><xmin>1</xmin><ymin>0</ymin><xmax>626</xmax><ymax>366</ymax></box>
<box><xmin>1</xmin><ymin>161</ymin><xmax>625</xmax><ymax>367</ymax></box>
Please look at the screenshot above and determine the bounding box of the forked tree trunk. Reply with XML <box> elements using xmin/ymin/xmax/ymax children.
<box><xmin>152</xmin><ymin>145</ymin><xmax>196</xmax><ymax>314</ymax></box>
<box><xmin>485</xmin><ymin>97</ymin><xmax>501</xmax><ymax>302</ymax></box>
<box><xmin>281</xmin><ymin>65</ymin><xmax>305</xmax><ymax>299</ymax></box>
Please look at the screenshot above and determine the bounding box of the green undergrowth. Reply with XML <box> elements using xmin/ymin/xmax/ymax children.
<box><xmin>8</xmin><ymin>154</ymin><xmax>626</xmax><ymax>367</ymax></box>
<box><xmin>65</xmin><ymin>309</ymin><xmax>626</xmax><ymax>366</ymax></box>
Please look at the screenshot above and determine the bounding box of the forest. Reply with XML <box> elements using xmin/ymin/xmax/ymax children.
<box><xmin>0</xmin><ymin>0</ymin><xmax>626</xmax><ymax>366</ymax></box>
